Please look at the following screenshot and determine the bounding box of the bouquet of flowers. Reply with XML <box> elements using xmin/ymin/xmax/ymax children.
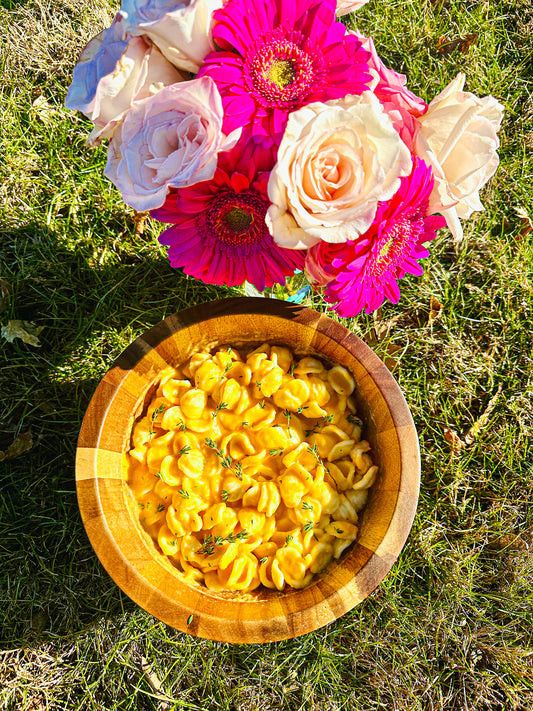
<box><xmin>66</xmin><ymin>0</ymin><xmax>503</xmax><ymax>316</ymax></box>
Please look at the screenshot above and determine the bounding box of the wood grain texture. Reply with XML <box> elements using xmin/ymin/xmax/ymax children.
<box><xmin>76</xmin><ymin>297</ymin><xmax>420</xmax><ymax>643</ymax></box>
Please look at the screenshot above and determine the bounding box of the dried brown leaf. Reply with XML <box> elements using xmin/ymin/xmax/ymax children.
<box><xmin>436</xmin><ymin>33</ymin><xmax>478</xmax><ymax>56</ymax></box>
<box><xmin>516</xmin><ymin>207</ymin><xmax>532</xmax><ymax>241</ymax></box>
<box><xmin>372</xmin><ymin>309</ymin><xmax>405</xmax><ymax>340</ymax></box>
<box><xmin>443</xmin><ymin>427</ymin><xmax>465</xmax><ymax>455</ymax></box>
<box><xmin>31</xmin><ymin>95</ymin><xmax>61</xmax><ymax>126</ymax></box>
<box><xmin>1</xmin><ymin>320</ymin><xmax>44</xmax><ymax>346</ymax></box>
<box><xmin>26</xmin><ymin>698</ymin><xmax>46</xmax><ymax>711</ymax></box>
<box><xmin>428</xmin><ymin>295</ymin><xmax>443</xmax><ymax>324</ymax></box>
<box><xmin>0</xmin><ymin>432</ymin><xmax>33</xmax><ymax>461</ymax></box>
<box><xmin>134</xmin><ymin>211</ymin><xmax>149</xmax><ymax>237</ymax></box>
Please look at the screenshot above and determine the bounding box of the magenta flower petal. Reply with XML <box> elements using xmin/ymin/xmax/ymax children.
<box><xmin>198</xmin><ymin>0</ymin><xmax>371</xmax><ymax>144</ymax></box>
<box><xmin>308</xmin><ymin>159</ymin><xmax>446</xmax><ymax>316</ymax></box>
<box><xmin>153</xmin><ymin>141</ymin><xmax>305</xmax><ymax>290</ymax></box>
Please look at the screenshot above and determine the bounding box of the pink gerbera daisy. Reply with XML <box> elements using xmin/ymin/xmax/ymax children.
<box><xmin>198</xmin><ymin>0</ymin><xmax>371</xmax><ymax>143</ymax></box>
<box><xmin>306</xmin><ymin>159</ymin><xmax>446</xmax><ymax>316</ymax></box>
<box><xmin>152</xmin><ymin>142</ymin><xmax>305</xmax><ymax>290</ymax></box>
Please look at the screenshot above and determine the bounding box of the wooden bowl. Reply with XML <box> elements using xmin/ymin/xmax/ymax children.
<box><xmin>76</xmin><ymin>297</ymin><xmax>420</xmax><ymax>643</ymax></box>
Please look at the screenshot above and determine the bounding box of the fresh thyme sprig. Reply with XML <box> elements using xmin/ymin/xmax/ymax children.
<box><xmin>175</xmin><ymin>444</ymin><xmax>192</xmax><ymax>457</ymax></box>
<box><xmin>148</xmin><ymin>403</ymin><xmax>166</xmax><ymax>440</ymax></box>
<box><xmin>200</xmin><ymin>530</ymin><xmax>248</xmax><ymax>555</ymax></box>
<box><xmin>212</xmin><ymin>401</ymin><xmax>229</xmax><ymax>418</ymax></box>
<box><xmin>151</xmin><ymin>404</ymin><xmax>166</xmax><ymax>419</ymax></box>
<box><xmin>223</xmin><ymin>348</ymin><xmax>234</xmax><ymax>375</ymax></box>
<box><xmin>307</xmin><ymin>443</ymin><xmax>322</xmax><ymax>463</ymax></box>
<box><xmin>204</xmin><ymin>437</ymin><xmax>242</xmax><ymax>478</ymax></box>
<box><xmin>347</xmin><ymin>414</ymin><xmax>362</xmax><ymax>425</ymax></box>
<box><xmin>283</xmin><ymin>409</ymin><xmax>292</xmax><ymax>430</ymax></box>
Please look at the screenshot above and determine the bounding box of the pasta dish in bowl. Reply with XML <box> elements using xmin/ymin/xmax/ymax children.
<box><xmin>76</xmin><ymin>297</ymin><xmax>420</xmax><ymax>642</ymax></box>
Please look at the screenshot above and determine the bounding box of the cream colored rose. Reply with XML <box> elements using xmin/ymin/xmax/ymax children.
<box><xmin>336</xmin><ymin>0</ymin><xmax>370</xmax><ymax>16</ymax></box>
<box><xmin>119</xmin><ymin>0</ymin><xmax>224</xmax><ymax>73</ymax></box>
<box><xmin>65</xmin><ymin>17</ymin><xmax>184</xmax><ymax>146</ymax></box>
<box><xmin>415</xmin><ymin>73</ymin><xmax>504</xmax><ymax>239</ymax></box>
<box><xmin>267</xmin><ymin>92</ymin><xmax>412</xmax><ymax>249</ymax></box>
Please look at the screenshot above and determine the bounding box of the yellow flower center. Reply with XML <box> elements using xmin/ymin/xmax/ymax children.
<box><xmin>379</xmin><ymin>237</ymin><xmax>395</xmax><ymax>260</ymax></box>
<box><xmin>266</xmin><ymin>59</ymin><xmax>296</xmax><ymax>88</ymax></box>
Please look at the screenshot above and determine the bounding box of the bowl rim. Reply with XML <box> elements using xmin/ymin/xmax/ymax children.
<box><xmin>76</xmin><ymin>296</ymin><xmax>420</xmax><ymax>643</ymax></box>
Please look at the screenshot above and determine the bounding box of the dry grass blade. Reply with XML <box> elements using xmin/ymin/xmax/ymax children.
<box><xmin>139</xmin><ymin>656</ymin><xmax>172</xmax><ymax>710</ymax></box>
<box><xmin>464</xmin><ymin>383</ymin><xmax>503</xmax><ymax>446</ymax></box>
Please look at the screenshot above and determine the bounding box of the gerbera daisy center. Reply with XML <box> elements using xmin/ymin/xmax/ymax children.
<box><xmin>205</xmin><ymin>190</ymin><xmax>270</xmax><ymax>247</ymax></box>
<box><xmin>245</xmin><ymin>28</ymin><xmax>325</xmax><ymax>110</ymax></box>
<box><xmin>224</xmin><ymin>207</ymin><xmax>254</xmax><ymax>233</ymax></box>
<box><xmin>368</xmin><ymin>219</ymin><xmax>421</xmax><ymax>279</ymax></box>
<box><xmin>266</xmin><ymin>59</ymin><xmax>296</xmax><ymax>88</ymax></box>
<box><xmin>378</xmin><ymin>237</ymin><xmax>395</xmax><ymax>260</ymax></box>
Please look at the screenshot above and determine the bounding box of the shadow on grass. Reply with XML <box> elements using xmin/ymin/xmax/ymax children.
<box><xmin>0</xmin><ymin>221</ymin><xmax>236</xmax><ymax>646</ymax></box>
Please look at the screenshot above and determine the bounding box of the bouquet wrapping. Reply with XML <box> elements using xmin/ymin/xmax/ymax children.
<box><xmin>66</xmin><ymin>0</ymin><xmax>503</xmax><ymax>316</ymax></box>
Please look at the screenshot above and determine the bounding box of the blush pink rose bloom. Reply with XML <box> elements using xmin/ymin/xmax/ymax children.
<box><xmin>65</xmin><ymin>16</ymin><xmax>183</xmax><ymax>145</ymax></box>
<box><xmin>349</xmin><ymin>32</ymin><xmax>427</xmax><ymax>153</ymax></box>
<box><xmin>336</xmin><ymin>0</ymin><xmax>370</xmax><ymax>16</ymax></box>
<box><xmin>118</xmin><ymin>0</ymin><xmax>223</xmax><ymax>73</ymax></box>
<box><xmin>267</xmin><ymin>92</ymin><xmax>412</xmax><ymax>250</ymax></box>
<box><xmin>104</xmin><ymin>76</ymin><xmax>241</xmax><ymax>212</ymax></box>
<box><xmin>352</xmin><ymin>32</ymin><xmax>427</xmax><ymax>116</ymax></box>
<box><xmin>414</xmin><ymin>73</ymin><xmax>504</xmax><ymax>239</ymax></box>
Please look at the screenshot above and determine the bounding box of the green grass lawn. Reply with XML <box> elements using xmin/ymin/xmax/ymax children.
<box><xmin>1</xmin><ymin>0</ymin><xmax>533</xmax><ymax>708</ymax></box>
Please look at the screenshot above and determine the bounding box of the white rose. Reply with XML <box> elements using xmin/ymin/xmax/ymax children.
<box><xmin>414</xmin><ymin>73</ymin><xmax>504</xmax><ymax>239</ymax></box>
<box><xmin>118</xmin><ymin>0</ymin><xmax>223</xmax><ymax>73</ymax></box>
<box><xmin>336</xmin><ymin>0</ymin><xmax>370</xmax><ymax>16</ymax></box>
<box><xmin>104</xmin><ymin>76</ymin><xmax>240</xmax><ymax>211</ymax></box>
<box><xmin>267</xmin><ymin>92</ymin><xmax>412</xmax><ymax>249</ymax></box>
<box><xmin>65</xmin><ymin>17</ymin><xmax>184</xmax><ymax>145</ymax></box>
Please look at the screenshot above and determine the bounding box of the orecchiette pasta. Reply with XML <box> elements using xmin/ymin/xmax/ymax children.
<box><xmin>125</xmin><ymin>344</ymin><xmax>378</xmax><ymax>592</ymax></box>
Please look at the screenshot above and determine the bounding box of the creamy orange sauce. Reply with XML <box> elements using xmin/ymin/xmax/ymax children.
<box><xmin>125</xmin><ymin>344</ymin><xmax>378</xmax><ymax>592</ymax></box>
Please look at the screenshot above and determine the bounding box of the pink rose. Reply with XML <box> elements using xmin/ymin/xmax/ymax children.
<box><xmin>336</xmin><ymin>0</ymin><xmax>370</xmax><ymax>16</ymax></box>
<box><xmin>118</xmin><ymin>0</ymin><xmax>224</xmax><ymax>73</ymax></box>
<box><xmin>104</xmin><ymin>76</ymin><xmax>241</xmax><ymax>211</ymax></box>
<box><xmin>380</xmin><ymin>103</ymin><xmax>419</xmax><ymax>152</ymax></box>
<box><xmin>351</xmin><ymin>32</ymin><xmax>427</xmax><ymax>117</ymax></box>
<box><xmin>65</xmin><ymin>16</ymin><xmax>183</xmax><ymax>145</ymax></box>
<box><xmin>267</xmin><ymin>92</ymin><xmax>412</xmax><ymax>249</ymax></box>
<box><xmin>414</xmin><ymin>73</ymin><xmax>504</xmax><ymax>239</ymax></box>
